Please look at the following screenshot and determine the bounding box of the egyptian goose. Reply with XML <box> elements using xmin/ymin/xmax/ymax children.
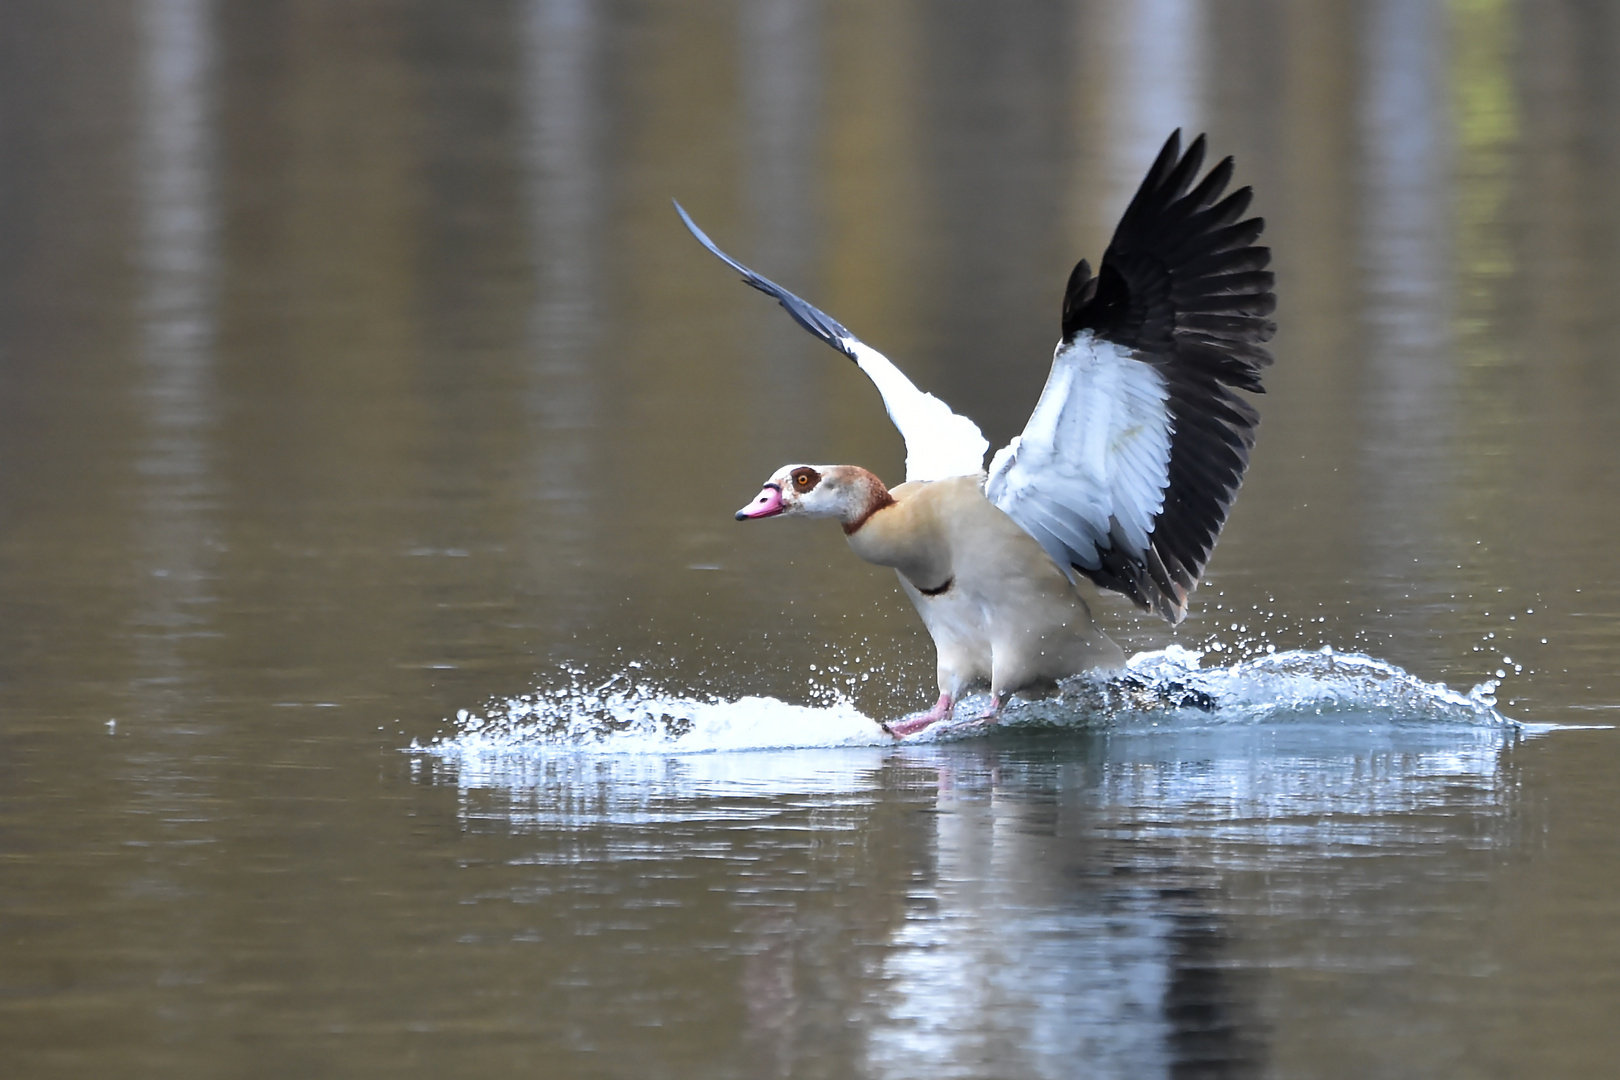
<box><xmin>679</xmin><ymin>131</ymin><xmax>1275</xmax><ymax>737</ymax></box>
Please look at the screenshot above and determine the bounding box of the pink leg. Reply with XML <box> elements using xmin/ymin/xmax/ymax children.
<box><xmin>975</xmin><ymin>694</ymin><xmax>1004</xmax><ymax>722</ymax></box>
<box><xmin>882</xmin><ymin>693</ymin><xmax>954</xmax><ymax>738</ymax></box>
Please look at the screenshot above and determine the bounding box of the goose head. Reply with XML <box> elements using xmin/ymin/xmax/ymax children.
<box><xmin>735</xmin><ymin>465</ymin><xmax>892</xmax><ymax>530</ymax></box>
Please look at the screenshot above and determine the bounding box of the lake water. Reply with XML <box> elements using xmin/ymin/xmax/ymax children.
<box><xmin>3</xmin><ymin>2</ymin><xmax>1619</xmax><ymax>1077</ymax></box>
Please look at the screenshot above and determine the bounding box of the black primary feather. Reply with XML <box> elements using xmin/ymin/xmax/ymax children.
<box><xmin>1061</xmin><ymin>131</ymin><xmax>1275</xmax><ymax>622</ymax></box>
<box><xmin>672</xmin><ymin>200</ymin><xmax>859</xmax><ymax>363</ymax></box>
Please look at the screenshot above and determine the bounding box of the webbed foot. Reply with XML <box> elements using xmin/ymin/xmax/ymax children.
<box><xmin>882</xmin><ymin>693</ymin><xmax>955</xmax><ymax>738</ymax></box>
<box><xmin>1116</xmin><ymin>674</ymin><xmax>1216</xmax><ymax>710</ymax></box>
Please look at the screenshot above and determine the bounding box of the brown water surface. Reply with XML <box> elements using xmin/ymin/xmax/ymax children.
<box><xmin>2</xmin><ymin>2</ymin><xmax>1619</xmax><ymax>1078</ymax></box>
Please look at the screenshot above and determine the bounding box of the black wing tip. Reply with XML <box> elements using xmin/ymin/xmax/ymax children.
<box><xmin>1081</xmin><ymin>525</ymin><xmax>1203</xmax><ymax>624</ymax></box>
<box><xmin>1148</xmin><ymin>129</ymin><xmax>1185</xmax><ymax>180</ymax></box>
<box><xmin>1076</xmin><ymin>555</ymin><xmax>1191</xmax><ymax>625</ymax></box>
<box><xmin>673</xmin><ymin>199</ymin><xmax>860</xmax><ymax>361</ymax></box>
<box><xmin>1062</xmin><ymin>133</ymin><xmax>1277</xmax><ymax>396</ymax></box>
<box><xmin>672</xmin><ymin>199</ymin><xmax>758</xmax><ymax>284</ymax></box>
<box><xmin>671</xmin><ymin>198</ymin><xmax>713</xmax><ymax>252</ymax></box>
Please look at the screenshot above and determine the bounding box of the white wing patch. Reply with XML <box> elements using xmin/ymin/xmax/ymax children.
<box><xmin>672</xmin><ymin>202</ymin><xmax>987</xmax><ymax>486</ymax></box>
<box><xmin>847</xmin><ymin>341</ymin><xmax>989</xmax><ymax>483</ymax></box>
<box><xmin>984</xmin><ymin>331</ymin><xmax>1173</xmax><ymax>574</ymax></box>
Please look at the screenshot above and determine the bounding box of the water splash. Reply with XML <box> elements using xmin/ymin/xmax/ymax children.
<box><xmin>1114</xmin><ymin>644</ymin><xmax>1510</xmax><ymax>727</ymax></box>
<box><xmin>412</xmin><ymin>646</ymin><xmax>1517</xmax><ymax>766</ymax></box>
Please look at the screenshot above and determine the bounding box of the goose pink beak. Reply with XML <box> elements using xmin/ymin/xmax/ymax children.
<box><xmin>736</xmin><ymin>483</ymin><xmax>785</xmax><ymax>520</ymax></box>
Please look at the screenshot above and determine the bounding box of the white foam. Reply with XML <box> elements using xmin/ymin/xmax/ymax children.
<box><xmin>418</xmin><ymin>683</ymin><xmax>887</xmax><ymax>760</ymax></box>
<box><xmin>411</xmin><ymin>647</ymin><xmax>1520</xmax><ymax>777</ymax></box>
<box><xmin>1117</xmin><ymin>643</ymin><xmax>1512</xmax><ymax>727</ymax></box>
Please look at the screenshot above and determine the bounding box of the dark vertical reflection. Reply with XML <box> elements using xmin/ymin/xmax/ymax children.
<box><xmin>1161</xmin><ymin>899</ymin><xmax>1267</xmax><ymax>1079</ymax></box>
<box><xmin>740</xmin><ymin>0</ymin><xmax>826</xmax><ymax>456</ymax></box>
<box><xmin>212</xmin><ymin>1</ymin><xmax>429</xmax><ymax>704</ymax></box>
<box><xmin>1500</xmin><ymin>0</ymin><xmax>1620</xmax><ymax>593</ymax></box>
<box><xmin>819</xmin><ymin>0</ymin><xmax>925</xmax><ymax>480</ymax></box>
<box><xmin>0</xmin><ymin>4</ymin><xmax>141</xmax><ymax>709</ymax></box>
<box><xmin>1226</xmin><ymin>0</ymin><xmax>1361</xmax><ymax>623</ymax></box>
<box><xmin>391</xmin><ymin>0</ymin><xmax>540</xmax><ymax>710</ymax></box>
<box><xmin>914</xmin><ymin>3</ymin><xmax>1074</xmax><ymax>449</ymax></box>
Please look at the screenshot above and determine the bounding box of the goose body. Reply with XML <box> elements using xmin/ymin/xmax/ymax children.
<box><xmin>689</xmin><ymin>131</ymin><xmax>1275</xmax><ymax>736</ymax></box>
<box><xmin>856</xmin><ymin>476</ymin><xmax>1126</xmax><ymax>734</ymax></box>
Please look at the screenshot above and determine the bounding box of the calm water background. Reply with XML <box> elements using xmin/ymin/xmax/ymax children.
<box><xmin>2</xmin><ymin>1</ymin><xmax>1619</xmax><ymax>1077</ymax></box>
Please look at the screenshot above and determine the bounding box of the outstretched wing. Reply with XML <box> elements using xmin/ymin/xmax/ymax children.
<box><xmin>985</xmin><ymin>131</ymin><xmax>1275</xmax><ymax>623</ymax></box>
<box><xmin>675</xmin><ymin>202</ymin><xmax>988</xmax><ymax>484</ymax></box>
